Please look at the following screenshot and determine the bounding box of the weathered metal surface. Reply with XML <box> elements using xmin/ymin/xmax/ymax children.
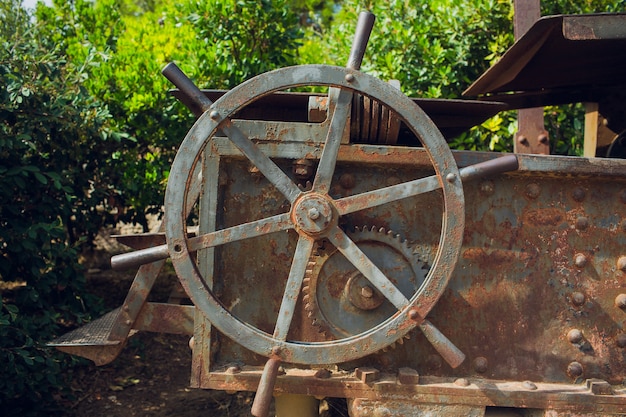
<box><xmin>464</xmin><ymin>13</ymin><xmax>626</xmax><ymax>135</ymax></box>
<box><xmin>201</xmin><ymin>366</ymin><xmax>626</xmax><ymax>414</ymax></box>
<box><xmin>173</xmin><ymin>89</ymin><xmax>506</xmax><ymax>142</ymax></box>
<box><xmin>163</xmin><ymin>64</ymin><xmax>469</xmax><ymax>365</ymax></box>
<box><xmin>199</xmin><ymin>147</ymin><xmax>626</xmax><ymax>412</ymax></box>
<box><xmin>133</xmin><ymin>303</ymin><xmax>194</xmax><ymax>335</ymax></box>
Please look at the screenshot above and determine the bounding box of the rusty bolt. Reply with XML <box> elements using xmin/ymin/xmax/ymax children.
<box><xmin>314</xmin><ymin>368</ymin><xmax>331</xmax><ymax>379</ymax></box>
<box><xmin>567</xmin><ymin>361</ymin><xmax>584</xmax><ymax>378</ymax></box>
<box><xmin>271</xmin><ymin>346</ymin><xmax>282</xmax><ymax>357</ymax></box>
<box><xmin>615</xmin><ymin>294</ymin><xmax>626</xmax><ymax>309</ymax></box>
<box><xmin>473</xmin><ymin>357</ymin><xmax>488</xmax><ymax>374</ymax></box>
<box><xmin>617</xmin><ymin>258</ymin><xmax>626</xmax><ymax>273</ymax></box>
<box><xmin>572</xmin><ymin>187</ymin><xmax>586</xmax><ymax>202</ymax></box>
<box><xmin>209</xmin><ymin>110</ymin><xmax>220</xmax><ymax>120</ymax></box>
<box><xmin>454</xmin><ymin>378</ymin><xmax>470</xmax><ymax>387</ymax></box>
<box><xmin>345</xmin><ymin>73</ymin><xmax>355</xmax><ymax>83</ymax></box>
<box><xmin>188</xmin><ymin>337</ymin><xmax>195</xmax><ymax>350</ymax></box>
<box><xmin>446</xmin><ymin>173</ymin><xmax>457</xmax><ymax>183</ymax></box>
<box><xmin>123</xmin><ymin>305</ymin><xmax>130</xmax><ymax>312</ymax></box>
<box><xmin>574</xmin><ymin>253</ymin><xmax>587</xmax><ymax>268</ymax></box>
<box><xmin>517</xmin><ymin>135</ymin><xmax>529</xmax><ymax>146</ymax></box>
<box><xmin>426</xmin><ymin>354</ymin><xmax>442</xmax><ymax>370</ymax></box>
<box><xmin>538</xmin><ymin>133</ymin><xmax>549</xmax><ymax>145</ymax></box>
<box><xmin>361</xmin><ymin>285</ymin><xmax>374</xmax><ymax>299</ymax></box>
<box><xmin>567</xmin><ymin>329</ymin><xmax>584</xmax><ymax>344</ymax></box>
<box><xmin>408</xmin><ymin>309</ymin><xmax>420</xmax><ymax>321</ymax></box>
<box><xmin>226</xmin><ymin>365</ymin><xmax>241</xmax><ymax>374</ymax></box>
<box><xmin>571</xmin><ymin>292</ymin><xmax>586</xmax><ymax>307</ymax></box>
<box><xmin>339</xmin><ymin>173</ymin><xmax>356</xmax><ymax>190</ymax></box>
<box><xmin>293</xmin><ymin>159</ymin><xmax>315</xmax><ymax>180</ymax></box>
<box><xmin>522</xmin><ymin>381</ymin><xmax>537</xmax><ymax>390</ymax></box>
<box><xmin>525</xmin><ymin>183</ymin><xmax>540</xmax><ymax>199</ymax></box>
<box><xmin>616</xmin><ymin>334</ymin><xmax>626</xmax><ymax>348</ymax></box>
<box><xmin>308</xmin><ymin>207</ymin><xmax>320</xmax><ymax>220</ymax></box>
<box><xmin>479</xmin><ymin>180</ymin><xmax>494</xmax><ymax>195</ymax></box>
<box><xmin>125</xmin><ymin>319</ymin><xmax>132</xmax><ymax>326</ymax></box>
<box><xmin>575</xmin><ymin>216</ymin><xmax>589</xmax><ymax>230</ymax></box>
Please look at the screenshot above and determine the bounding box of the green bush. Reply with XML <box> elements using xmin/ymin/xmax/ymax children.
<box><xmin>0</xmin><ymin>2</ymin><xmax>112</xmax><ymax>413</ymax></box>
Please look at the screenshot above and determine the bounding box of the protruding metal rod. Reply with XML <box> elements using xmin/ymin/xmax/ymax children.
<box><xmin>419</xmin><ymin>319</ymin><xmax>466</xmax><ymax>368</ymax></box>
<box><xmin>347</xmin><ymin>11</ymin><xmax>376</xmax><ymax>70</ymax></box>
<box><xmin>111</xmin><ymin>245</ymin><xmax>169</xmax><ymax>270</ymax></box>
<box><xmin>459</xmin><ymin>154</ymin><xmax>519</xmax><ymax>182</ymax></box>
<box><xmin>162</xmin><ymin>62</ymin><xmax>213</xmax><ymax>115</ymax></box>
<box><xmin>251</xmin><ymin>357</ymin><xmax>282</xmax><ymax>417</ymax></box>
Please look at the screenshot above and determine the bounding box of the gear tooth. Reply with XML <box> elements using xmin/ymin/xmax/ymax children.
<box><xmin>308</xmin><ymin>226</ymin><xmax>429</xmax><ymax>343</ymax></box>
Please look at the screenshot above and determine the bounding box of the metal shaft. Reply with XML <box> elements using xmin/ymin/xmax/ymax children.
<box><xmin>251</xmin><ymin>358</ymin><xmax>282</xmax><ymax>417</ymax></box>
<box><xmin>347</xmin><ymin>12</ymin><xmax>376</xmax><ymax>70</ymax></box>
<box><xmin>162</xmin><ymin>62</ymin><xmax>213</xmax><ymax>116</ymax></box>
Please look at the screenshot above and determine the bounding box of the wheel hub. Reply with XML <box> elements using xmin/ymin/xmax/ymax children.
<box><xmin>292</xmin><ymin>193</ymin><xmax>335</xmax><ymax>236</ymax></box>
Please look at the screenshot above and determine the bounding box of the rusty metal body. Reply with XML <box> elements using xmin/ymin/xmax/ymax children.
<box><xmin>50</xmin><ymin>11</ymin><xmax>626</xmax><ymax>417</ymax></box>
<box><xmin>194</xmin><ymin>146</ymin><xmax>626</xmax><ymax>416</ymax></box>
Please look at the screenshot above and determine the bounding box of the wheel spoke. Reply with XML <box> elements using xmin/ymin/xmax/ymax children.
<box><xmin>273</xmin><ymin>236</ymin><xmax>315</xmax><ymax>340</ymax></box>
<box><xmin>327</xmin><ymin>227</ymin><xmax>409</xmax><ymax>310</ymax></box>
<box><xmin>220</xmin><ymin>120</ymin><xmax>301</xmax><ymax>204</ymax></box>
<box><xmin>190</xmin><ymin>212</ymin><xmax>293</xmax><ymax>252</ymax></box>
<box><xmin>312</xmin><ymin>88</ymin><xmax>353</xmax><ymax>194</ymax></box>
<box><xmin>334</xmin><ymin>174</ymin><xmax>441</xmax><ymax>215</ymax></box>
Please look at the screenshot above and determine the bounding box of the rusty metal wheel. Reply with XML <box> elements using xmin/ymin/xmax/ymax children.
<box><xmin>164</xmin><ymin>64</ymin><xmax>465</xmax><ymax>366</ymax></box>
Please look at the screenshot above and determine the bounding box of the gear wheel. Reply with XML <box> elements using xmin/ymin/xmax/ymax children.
<box><xmin>303</xmin><ymin>226</ymin><xmax>428</xmax><ymax>339</ymax></box>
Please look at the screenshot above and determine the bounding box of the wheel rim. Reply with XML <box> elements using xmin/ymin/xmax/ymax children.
<box><xmin>165</xmin><ymin>64</ymin><xmax>464</xmax><ymax>365</ymax></box>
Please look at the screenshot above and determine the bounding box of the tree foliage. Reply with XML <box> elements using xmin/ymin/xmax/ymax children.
<box><xmin>1</xmin><ymin>1</ymin><xmax>109</xmax><ymax>413</ymax></box>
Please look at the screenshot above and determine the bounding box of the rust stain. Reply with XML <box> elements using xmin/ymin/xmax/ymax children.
<box><xmin>522</xmin><ymin>208</ymin><xmax>566</xmax><ymax>227</ymax></box>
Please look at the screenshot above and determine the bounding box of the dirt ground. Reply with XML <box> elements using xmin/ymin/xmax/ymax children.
<box><xmin>62</xmin><ymin>259</ymin><xmax>255</xmax><ymax>417</ymax></box>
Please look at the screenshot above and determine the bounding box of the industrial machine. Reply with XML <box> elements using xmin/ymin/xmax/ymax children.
<box><xmin>50</xmin><ymin>11</ymin><xmax>626</xmax><ymax>417</ymax></box>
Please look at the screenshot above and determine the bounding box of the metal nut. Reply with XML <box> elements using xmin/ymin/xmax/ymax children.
<box><xmin>522</xmin><ymin>380</ymin><xmax>537</xmax><ymax>390</ymax></box>
<box><xmin>517</xmin><ymin>135</ymin><xmax>529</xmax><ymax>146</ymax></box>
<box><xmin>572</xmin><ymin>187</ymin><xmax>586</xmax><ymax>202</ymax></box>
<box><xmin>525</xmin><ymin>183</ymin><xmax>540</xmax><ymax>199</ymax></box>
<box><xmin>571</xmin><ymin>292</ymin><xmax>586</xmax><ymax>307</ymax></box>
<box><xmin>454</xmin><ymin>378</ymin><xmax>470</xmax><ymax>387</ymax></box>
<box><xmin>567</xmin><ymin>361</ymin><xmax>584</xmax><ymax>378</ymax></box>
<box><xmin>575</xmin><ymin>216</ymin><xmax>589</xmax><ymax>230</ymax></box>
<box><xmin>473</xmin><ymin>357</ymin><xmax>488</xmax><ymax>373</ymax></box>
<box><xmin>567</xmin><ymin>329</ymin><xmax>584</xmax><ymax>344</ymax></box>
<box><xmin>339</xmin><ymin>173</ymin><xmax>356</xmax><ymax>190</ymax></box>
<box><xmin>574</xmin><ymin>253</ymin><xmax>587</xmax><ymax>268</ymax></box>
